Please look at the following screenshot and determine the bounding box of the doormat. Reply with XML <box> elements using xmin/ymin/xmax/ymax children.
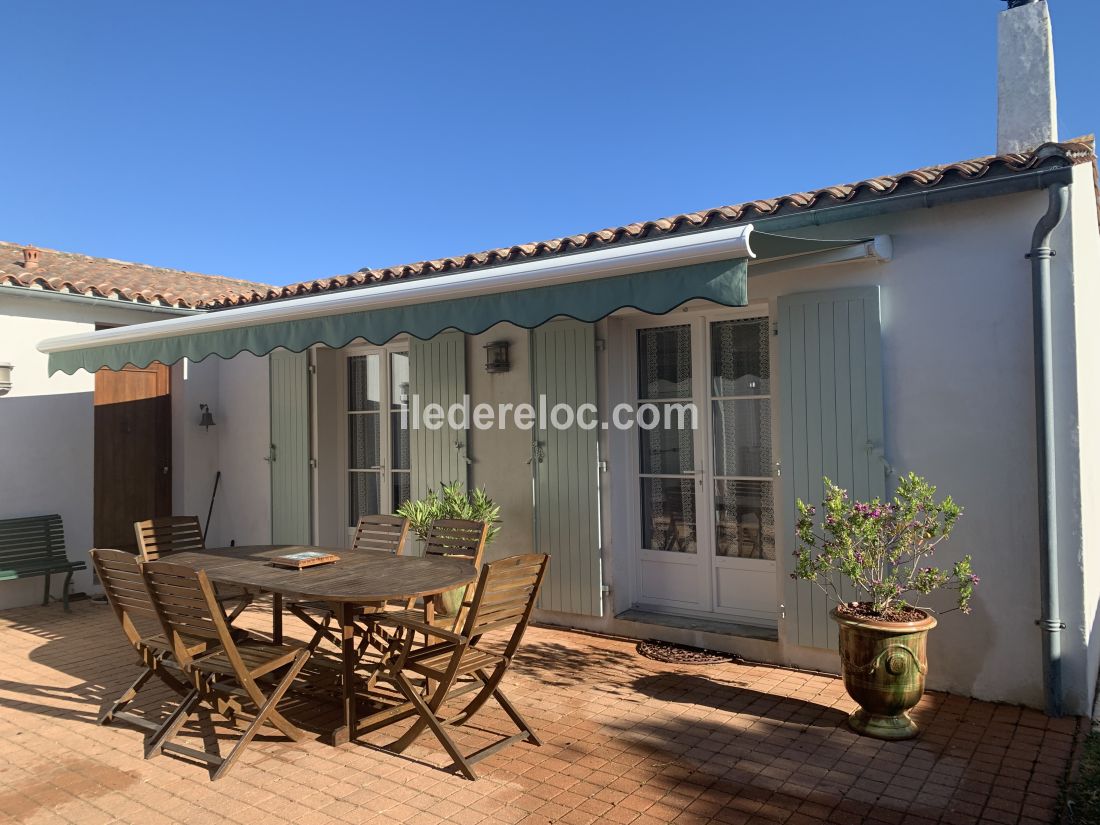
<box><xmin>636</xmin><ymin>640</ymin><xmax>741</xmax><ymax>665</ymax></box>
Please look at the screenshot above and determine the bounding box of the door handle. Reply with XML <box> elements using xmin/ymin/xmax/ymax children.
<box><xmin>264</xmin><ymin>444</ymin><xmax>277</xmax><ymax>463</ymax></box>
<box><xmin>455</xmin><ymin>440</ymin><xmax>472</xmax><ymax>465</ymax></box>
<box><xmin>162</xmin><ymin>466</ymin><xmax>169</xmax><ymax>475</ymax></box>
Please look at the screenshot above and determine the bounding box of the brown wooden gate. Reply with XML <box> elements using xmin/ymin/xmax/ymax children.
<box><xmin>94</xmin><ymin>363</ymin><xmax>171</xmax><ymax>552</ymax></box>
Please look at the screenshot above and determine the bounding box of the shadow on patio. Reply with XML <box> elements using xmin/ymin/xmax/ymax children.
<box><xmin>0</xmin><ymin>601</ymin><xmax>1083</xmax><ymax>825</ymax></box>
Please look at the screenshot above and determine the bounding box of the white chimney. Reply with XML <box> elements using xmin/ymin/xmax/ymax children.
<box><xmin>997</xmin><ymin>0</ymin><xmax>1058</xmax><ymax>155</ymax></box>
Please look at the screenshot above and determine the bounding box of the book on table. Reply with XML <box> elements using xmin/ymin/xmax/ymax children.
<box><xmin>271</xmin><ymin>550</ymin><xmax>340</xmax><ymax>569</ymax></box>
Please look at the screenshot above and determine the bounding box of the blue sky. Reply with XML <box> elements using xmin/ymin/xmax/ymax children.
<box><xmin>4</xmin><ymin>1</ymin><xmax>1097</xmax><ymax>287</ymax></box>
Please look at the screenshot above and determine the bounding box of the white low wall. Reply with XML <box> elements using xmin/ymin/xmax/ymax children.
<box><xmin>0</xmin><ymin>293</ymin><xmax>185</xmax><ymax>609</ymax></box>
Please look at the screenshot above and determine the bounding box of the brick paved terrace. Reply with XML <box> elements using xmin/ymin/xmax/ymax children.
<box><xmin>0</xmin><ymin>600</ymin><xmax>1084</xmax><ymax>825</ymax></box>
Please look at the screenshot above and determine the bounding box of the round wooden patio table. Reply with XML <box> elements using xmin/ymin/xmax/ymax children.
<box><xmin>166</xmin><ymin>544</ymin><xmax>477</xmax><ymax>744</ymax></box>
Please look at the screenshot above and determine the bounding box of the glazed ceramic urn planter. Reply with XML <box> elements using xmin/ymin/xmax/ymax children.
<box><xmin>832</xmin><ymin>607</ymin><xmax>937</xmax><ymax>740</ymax></box>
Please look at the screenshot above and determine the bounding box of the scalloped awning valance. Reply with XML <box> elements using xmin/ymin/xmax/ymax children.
<box><xmin>39</xmin><ymin>226</ymin><xmax>868</xmax><ymax>375</ymax></box>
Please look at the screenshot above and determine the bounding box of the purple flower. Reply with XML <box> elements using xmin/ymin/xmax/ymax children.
<box><xmin>969</xmin><ymin>574</ymin><xmax>981</xmax><ymax>585</ymax></box>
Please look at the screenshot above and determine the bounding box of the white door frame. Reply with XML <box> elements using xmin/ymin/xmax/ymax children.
<box><xmin>615</xmin><ymin>303</ymin><xmax>778</xmax><ymax>627</ymax></box>
<box><xmin>337</xmin><ymin>340</ymin><xmax>410</xmax><ymax>544</ymax></box>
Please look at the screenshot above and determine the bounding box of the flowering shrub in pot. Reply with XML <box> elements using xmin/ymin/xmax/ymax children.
<box><xmin>794</xmin><ymin>472</ymin><xmax>978</xmax><ymax>740</ymax></box>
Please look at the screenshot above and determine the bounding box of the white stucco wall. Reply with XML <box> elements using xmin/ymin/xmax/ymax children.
<box><xmin>171</xmin><ymin>358</ymin><xmax>222</xmax><ymax>541</ymax></box>
<box><xmin>1067</xmin><ymin>163</ymin><xmax>1100</xmax><ymax>714</ymax></box>
<box><xmin>536</xmin><ymin>176</ymin><xmax>1098</xmax><ymax>713</ymax></box>
<box><xmin>166</xmin><ymin>353</ymin><xmax>271</xmax><ymax>550</ymax></box>
<box><xmin>753</xmin><ymin>192</ymin><xmax>1053</xmax><ymax>709</ymax></box>
<box><xmin>0</xmin><ymin>291</ymin><xmax>186</xmax><ymax>609</ymax></box>
<box><xmin>466</xmin><ymin>324</ymin><xmax>536</xmax><ymax>564</ymax></box>
<box><xmin>208</xmin><ymin>353</ymin><xmax>272</xmax><ymax>548</ymax></box>
<box><xmin>0</xmin><ymin>291</ymin><xmax>278</xmax><ymax>612</ymax></box>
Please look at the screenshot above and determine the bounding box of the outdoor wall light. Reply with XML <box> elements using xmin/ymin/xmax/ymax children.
<box><xmin>0</xmin><ymin>362</ymin><xmax>12</xmax><ymax>397</ymax></box>
<box><xmin>483</xmin><ymin>341</ymin><xmax>510</xmax><ymax>374</ymax></box>
<box><xmin>198</xmin><ymin>403</ymin><xmax>216</xmax><ymax>430</ymax></box>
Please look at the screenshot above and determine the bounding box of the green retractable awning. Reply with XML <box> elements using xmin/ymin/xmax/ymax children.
<box><xmin>47</xmin><ymin>258</ymin><xmax>747</xmax><ymax>374</ymax></box>
<box><xmin>39</xmin><ymin>227</ymin><xmax>876</xmax><ymax>375</ymax></box>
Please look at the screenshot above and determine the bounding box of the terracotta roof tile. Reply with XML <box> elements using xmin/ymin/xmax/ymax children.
<box><xmin>2</xmin><ymin>140</ymin><xmax>1094</xmax><ymax>312</ymax></box>
<box><xmin>205</xmin><ymin>139</ymin><xmax>1095</xmax><ymax>309</ymax></box>
<box><xmin>0</xmin><ymin>242</ymin><xmax>272</xmax><ymax>309</ymax></box>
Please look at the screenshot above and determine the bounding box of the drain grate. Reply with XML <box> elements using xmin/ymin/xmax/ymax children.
<box><xmin>636</xmin><ymin>639</ymin><xmax>740</xmax><ymax>665</ymax></box>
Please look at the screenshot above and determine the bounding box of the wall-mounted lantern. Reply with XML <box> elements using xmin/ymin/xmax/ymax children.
<box><xmin>483</xmin><ymin>341</ymin><xmax>511</xmax><ymax>374</ymax></box>
<box><xmin>0</xmin><ymin>362</ymin><xmax>12</xmax><ymax>397</ymax></box>
<box><xmin>199</xmin><ymin>403</ymin><xmax>216</xmax><ymax>430</ymax></box>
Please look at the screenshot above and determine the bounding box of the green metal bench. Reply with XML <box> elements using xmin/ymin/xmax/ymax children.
<box><xmin>0</xmin><ymin>514</ymin><xmax>87</xmax><ymax>611</ymax></box>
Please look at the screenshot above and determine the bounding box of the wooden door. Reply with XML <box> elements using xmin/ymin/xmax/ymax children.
<box><xmin>94</xmin><ymin>363</ymin><xmax>171</xmax><ymax>552</ymax></box>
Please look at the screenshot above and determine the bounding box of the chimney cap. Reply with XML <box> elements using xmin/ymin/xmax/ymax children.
<box><xmin>22</xmin><ymin>246</ymin><xmax>40</xmax><ymax>269</ymax></box>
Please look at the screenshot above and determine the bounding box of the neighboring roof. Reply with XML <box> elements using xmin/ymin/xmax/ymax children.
<box><xmin>0</xmin><ymin>241</ymin><xmax>272</xmax><ymax>309</ymax></box>
<box><xmin>206</xmin><ymin>139</ymin><xmax>1096</xmax><ymax>309</ymax></box>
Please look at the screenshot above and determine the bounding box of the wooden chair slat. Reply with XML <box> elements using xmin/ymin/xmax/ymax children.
<box><xmin>134</xmin><ymin>516</ymin><xmax>206</xmax><ymax>562</ymax></box>
<box><xmin>90</xmin><ymin>548</ymin><xmax>190</xmax><ymax>729</ymax></box>
<box><xmin>350</xmin><ymin>514</ymin><xmax>410</xmax><ymax>555</ymax></box>
<box><xmin>140</xmin><ymin>558</ymin><xmax>318</xmax><ymax>780</ymax></box>
<box><xmin>471</xmin><ymin>600</ymin><xmax>530</xmax><ymax>622</ymax></box>
<box><xmin>369</xmin><ymin>553</ymin><xmax>549</xmax><ymax>780</ymax></box>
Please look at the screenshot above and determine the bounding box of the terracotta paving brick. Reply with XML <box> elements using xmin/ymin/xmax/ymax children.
<box><xmin>0</xmin><ymin>601</ymin><xmax>1088</xmax><ymax>825</ymax></box>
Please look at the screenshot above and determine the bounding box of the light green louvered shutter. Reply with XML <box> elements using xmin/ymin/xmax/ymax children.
<box><xmin>779</xmin><ymin>287</ymin><xmax>887</xmax><ymax>649</ymax></box>
<box><xmin>409</xmin><ymin>331</ymin><xmax>468</xmax><ymax>501</ymax></box>
<box><xmin>531</xmin><ymin>320</ymin><xmax>602</xmax><ymax>616</ymax></box>
<box><xmin>270</xmin><ymin>350</ymin><xmax>313</xmax><ymax>545</ymax></box>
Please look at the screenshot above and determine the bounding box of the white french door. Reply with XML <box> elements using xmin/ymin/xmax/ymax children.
<box><xmin>343</xmin><ymin>344</ymin><xmax>411</xmax><ymax>543</ymax></box>
<box><xmin>628</xmin><ymin>309</ymin><xmax>778</xmax><ymax>627</ymax></box>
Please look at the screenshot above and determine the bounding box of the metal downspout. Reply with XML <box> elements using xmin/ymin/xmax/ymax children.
<box><xmin>1030</xmin><ymin>180</ymin><xmax>1070</xmax><ymax>717</ymax></box>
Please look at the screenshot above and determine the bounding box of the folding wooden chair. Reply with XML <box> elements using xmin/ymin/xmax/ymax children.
<box><xmin>141</xmin><ymin>559</ymin><xmax>321</xmax><ymax>780</ymax></box>
<box><xmin>351</xmin><ymin>514</ymin><xmax>412</xmax><ymax>556</ymax></box>
<box><xmin>134</xmin><ymin>516</ymin><xmax>252</xmax><ymax>620</ymax></box>
<box><xmin>385</xmin><ymin>518</ymin><xmax>490</xmax><ymax>633</ymax></box>
<box><xmin>134</xmin><ymin>516</ymin><xmax>206</xmax><ymax>559</ymax></box>
<box><xmin>364</xmin><ymin>553</ymin><xmax>549</xmax><ymax>780</ymax></box>
<box><xmin>287</xmin><ymin>514</ymin><xmax>411</xmax><ymax>646</ymax></box>
<box><xmin>90</xmin><ymin>548</ymin><xmax>190</xmax><ymax>731</ymax></box>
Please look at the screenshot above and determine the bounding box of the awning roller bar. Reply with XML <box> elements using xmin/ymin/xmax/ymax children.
<box><xmin>39</xmin><ymin>225</ymin><xmax>872</xmax><ymax>375</ymax></box>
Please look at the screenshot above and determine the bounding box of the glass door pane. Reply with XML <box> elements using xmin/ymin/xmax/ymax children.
<box><xmin>709</xmin><ymin>318</ymin><xmax>775</xmax><ymax>560</ymax></box>
<box><xmin>348</xmin><ymin>353</ymin><xmax>383</xmax><ymax>526</ymax></box>
<box><xmin>637</xmin><ymin>325</ymin><xmax>697</xmax><ymax>554</ymax></box>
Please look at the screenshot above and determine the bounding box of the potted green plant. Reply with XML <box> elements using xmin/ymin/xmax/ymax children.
<box><xmin>793</xmin><ymin>473</ymin><xmax>978</xmax><ymax>740</ymax></box>
<box><xmin>396</xmin><ymin>481</ymin><xmax>501</xmax><ymax>616</ymax></box>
